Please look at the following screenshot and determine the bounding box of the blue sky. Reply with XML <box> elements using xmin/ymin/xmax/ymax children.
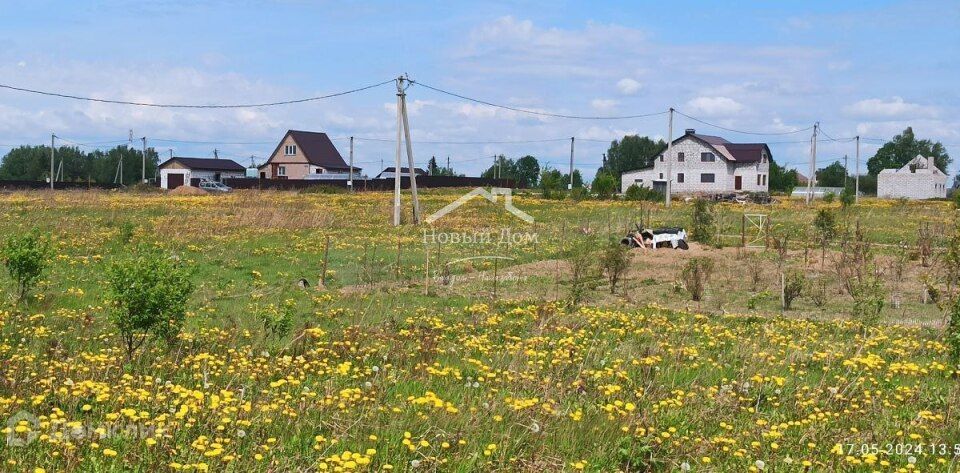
<box><xmin>0</xmin><ymin>0</ymin><xmax>957</xmax><ymax>178</ymax></box>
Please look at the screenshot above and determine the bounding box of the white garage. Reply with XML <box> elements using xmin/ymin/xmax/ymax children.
<box><xmin>158</xmin><ymin>157</ymin><xmax>246</xmax><ymax>189</ymax></box>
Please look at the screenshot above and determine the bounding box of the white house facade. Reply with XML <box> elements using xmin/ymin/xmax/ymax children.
<box><xmin>620</xmin><ymin>129</ymin><xmax>771</xmax><ymax>194</ymax></box>
<box><xmin>877</xmin><ymin>155</ymin><xmax>947</xmax><ymax>200</ymax></box>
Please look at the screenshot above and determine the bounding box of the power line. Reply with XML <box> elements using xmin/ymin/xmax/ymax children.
<box><xmin>673</xmin><ymin>109</ymin><xmax>815</xmax><ymax>136</ymax></box>
<box><xmin>410</xmin><ymin>80</ymin><xmax>669</xmax><ymax>120</ymax></box>
<box><xmin>0</xmin><ymin>79</ymin><xmax>395</xmax><ymax>108</ymax></box>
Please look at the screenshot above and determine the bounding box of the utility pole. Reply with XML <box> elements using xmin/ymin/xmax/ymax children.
<box><xmin>806</xmin><ymin>122</ymin><xmax>818</xmax><ymax>204</ymax></box>
<box><xmin>446</xmin><ymin>156</ymin><xmax>450</xmax><ymax>175</ymax></box>
<box><xmin>348</xmin><ymin>136</ymin><xmax>354</xmax><ymax>191</ymax></box>
<box><xmin>855</xmin><ymin>136</ymin><xmax>860</xmax><ymax>204</ymax></box>
<box><xmin>141</xmin><ymin>137</ymin><xmax>147</xmax><ymax>183</ymax></box>
<box><xmin>665</xmin><ymin>108</ymin><xmax>674</xmax><ymax>207</ymax></box>
<box><xmin>843</xmin><ymin>154</ymin><xmax>848</xmax><ymax>189</ymax></box>
<box><xmin>214</xmin><ymin>148</ymin><xmax>219</xmax><ymax>159</ymax></box>
<box><xmin>568</xmin><ymin>137</ymin><xmax>575</xmax><ymax>190</ymax></box>
<box><xmin>398</xmin><ymin>75</ymin><xmax>421</xmax><ymax>223</ymax></box>
<box><xmin>393</xmin><ymin>80</ymin><xmax>403</xmax><ymax>226</ymax></box>
<box><xmin>50</xmin><ymin>134</ymin><xmax>55</xmax><ymax>190</ymax></box>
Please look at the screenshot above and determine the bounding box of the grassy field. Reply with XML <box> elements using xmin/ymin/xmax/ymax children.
<box><xmin>0</xmin><ymin>189</ymin><xmax>958</xmax><ymax>472</ymax></box>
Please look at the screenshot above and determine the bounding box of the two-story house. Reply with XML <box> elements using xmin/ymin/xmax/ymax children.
<box><xmin>620</xmin><ymin>129</ymin><xmax>771</xmax><ymax>194</ymax></box>
<box><xmin>258</xmin><ymin>130</ymin><xmax>360</xmax><ymax>179</ymax></box>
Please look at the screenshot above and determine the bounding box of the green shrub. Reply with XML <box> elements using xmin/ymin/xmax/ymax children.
<box><xmin>2</xmin><ymin>231</ymin><xmax>51</xmax><ymax>303</ymax></box>
<box><xmin>851</xmin><ymin>274</ymin><xmax>885</xmax><ymax>328</ymax></box>
<box><xmin>107</xmin><ymin>247</ymin><xmax>194</xmax><ymax>360</ymax></box>
<box><xmin>591</xmin><ymin>173</ymin><xmax>617</xmax><ymax>200</ymax></box>
<box><xmin>569</xmin><ymin>187</ymin><xmax>590</xmax><ymax>201</ymax></box>
<box><xmin>623</xmin><ymin>184</ymin><xmax>663</xmax><ymax>202</ymax></box>
<box><xmin>566</xmin><ymin>241</ymin><xmax>596</xmax><ymax>305</ymax></box>
<box><xmin>256</xmin><ymin>299</ymin><xmax>295</xmax><ymax>338</ymax></box>
<box><xmin>840</xmin><ymin>187</ymin><xmax>855</xmax><ymax>208</ymax></box>
<box><xmin>822</xmin><ymin>192</ymin><xmax>835</xmax><ymax>203</ymax></box>
<box><xmin>782</xmin><ymin>270</ymin><xmax>805</xmax><ymax>310</ymax></box>
<box><xmin>681</xmin><ymin>257</ymin><xmax>714</xmax><ymax>301</ymax></box>
<box><xmin>948</xmin><ymin>297</ymin><xmax>960</xmax><ymax>365</ymax></box>
<box><xmin>690</xmin><ymin>198</ymin><xmax>714</xmax><ymax>244</ymax></box>
<box><xmin>600</xmin><ymin>241</ymin><xmax>630</xmax><ymax>294</ymax></box>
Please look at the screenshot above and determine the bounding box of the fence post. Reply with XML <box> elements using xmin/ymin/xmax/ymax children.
<box><xmin>321</xmin><ymin>235</ymin><xmax>330</xmax><ymax>287</ymax></box>
<box><xmin>424</xmin><ymin>244</ymin><xmax>430</xmax><ymax>296</ymax></box>
<box><xmin>741</xmin><ymin>214</ymin><xmax>746</xmax><ymax>248</ymax></box>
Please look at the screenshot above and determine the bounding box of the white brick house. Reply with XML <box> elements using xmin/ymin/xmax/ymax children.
<box><xmin>620</xmin><ymin>129</ymin><xmax>771</xmax><ymax>194</ymax></box>
<box><xmin>877</xmin><ymin>155</ymin><xmax>947</xmax><ymax>199</ymax></box>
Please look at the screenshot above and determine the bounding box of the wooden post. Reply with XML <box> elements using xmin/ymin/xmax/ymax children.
<box><xmin>741</xmin><ymin>214</ymin><xmax>746</xmax><ymax>247</ymax></box>
<box><xmin>780</xmin><ymin>272</ymin><xmax>786</xmax><ymax>311</ymax></box>
<box><xmin>424</xmin><ymin>245</ymin><xmax>430</xmax><ymax>296</ymax></box>
<box><xmin>396</xmin><ymin>237</ymin><xmax>402</xmax><ymax>279</ymax></box>
<box><xmin>321</xmin><ymin>235</ymin><xmax>330</xmax><ymax>287</ymax></box>
<box><xmin>765</xmin><ymin>216</ymin><xmax>771</xmax><ymax>249</ymax></box>
<box><xmin>493</xmin><ymin>256</ymin><xmax>499</xmax><ymax>301</ymax></box>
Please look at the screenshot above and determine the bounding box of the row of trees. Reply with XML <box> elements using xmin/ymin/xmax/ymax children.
<box><xmin>0</xmin><ymin>145</ymin><xmax>160</xmax><ymax>184</ymax></box>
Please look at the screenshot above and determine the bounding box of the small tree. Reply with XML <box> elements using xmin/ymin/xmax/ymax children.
<box><xmin>690</xmin><ymin>198</ymin><xmax>714</xmax><ymax>245</ymax></box>
<box><xmin>107</xmin><ymin>248</ymin><xmax>194</xmax><ymax>360</ymax></box>
<box><xmin>2</xmin><ymin>231</ymin><xmax>51</xmax><ymax>303</ymax></box>
<box><xmin>623</xmin><ymin>184</ymin><xmax>663</xmax><ymax>202</ymax></box>
<box><xmin>851</xmin><ymin>273</ymin><xmax>885</xmax><ymax>329</ymax></box>
<box><xmin>840</xmin><ymin>187</ymin><xmax>855</xmax><ymax>209</ymax></box>
<box><xmin>600</xmin><ymin>241</ymin><xmax>630</xmax><ymax>294</ymax></box>
<box><xmin>783</xmin><ymin>270</ymin><xmax>805</xmax><ymax>310</ymax></box>
<box><xmin>813</xmin><ymin>209</ymin><xmax>837</xmax><ymax>266</ymax></box>
<box><xmin>566</xmin><ymin>241</ymin><xmax>596</xmax><ymax>305</ymax></box>
<box><xmin>681</xmin><ymin>257</ymin><xmax>714</xmax><ymax>302</ymax></box>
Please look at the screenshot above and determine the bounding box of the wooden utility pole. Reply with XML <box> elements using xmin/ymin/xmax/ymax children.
<box><xmin>568</xmin><ymin>137</ymin><xmax>575</xmax><ymax>190</ymax></box>
<box><xmin>348</xmin><ymin>136</ymin><xmax>354</xmax><ymax>192</ymax></box>
<box><xmin>855</xmin><ymin>136</ymin><xmax>860</xmax><ymax>204</ymax></box>
<box><xmin>50</xmin><ymin>134</ymin><xmax>55</xmax><ymax>190</ymax></box>
<box><xmin>393</xmin><ymin>75</ymin><xmax>421</xmax><ymax>226</ymax></box>
<box><xmin>806</xmin><ymin>122</ymin><xmax>818</xmax><ymax>204</ymax></box>
<box><xmin>665</xmin><ymin>108</ymin><xmax>674</xmax><ymax>207</ymax></box>
<box><xmin>843</xmin><ymin>154</ymin><xmax>848</xmax><ymax>189</ymax></box>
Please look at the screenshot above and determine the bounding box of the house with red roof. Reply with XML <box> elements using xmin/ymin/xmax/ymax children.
<box><xmin>620</xmin><ymin>128</ymin><xmax>771</xmax><ymax>194</ymax></box>
<box><xmin>258</xmin><ymin>130</ymin><xmax>361</xmax><ymax>179</ymax></box>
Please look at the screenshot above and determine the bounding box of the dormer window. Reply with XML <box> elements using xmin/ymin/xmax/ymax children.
<box><xmin>284</xmin><ymin>145</ymin><xmax>297</xmax><ymax>156</ymax></box>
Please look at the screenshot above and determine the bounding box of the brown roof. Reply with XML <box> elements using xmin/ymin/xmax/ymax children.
<box><xmin>273</xmin><ymin>130</ymin><xmax>351</xmax><ymax>170</ymax></box>
<box><xmin>159</xmin><ymin>157</ymin><xmax>245</xmax><ymax>171</ymax></box>
<box><xmin>719</xmin><ymin>143</ymin><xmax>771</xmax><ymax>163</ymax></box>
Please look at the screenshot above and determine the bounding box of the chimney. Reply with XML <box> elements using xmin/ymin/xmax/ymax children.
<box><xmin>685</xmin><ymin>128</ymin><xmax>696</xmax><ymax>135</ymax></box>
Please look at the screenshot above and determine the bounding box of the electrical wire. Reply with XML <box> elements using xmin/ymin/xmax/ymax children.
<box><xmin>0</xmin><ymin>79</ymin><xmax>395</xmax><ymax>108</ymax></box>
<box><xmin>410</xmin><ymin>80</ymin><xmax>669</xmax><ymax>120</ymax></box>
<box><xmin>673</xmin><ymin>109</ymin><xmax>814</xmax><ymax>136</ymax></box>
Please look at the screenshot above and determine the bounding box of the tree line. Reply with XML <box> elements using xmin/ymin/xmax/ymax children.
<box><xmin>0</xmin><ymin>145</ymin><xmax>160</xmax><ymax>184</ymax></box>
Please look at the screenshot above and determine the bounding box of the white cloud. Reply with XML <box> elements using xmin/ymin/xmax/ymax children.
<box><xmin>590</xmin><ymin>99</ymin><xmax>618</xmax><ymax>112</ymax></box>
<box><xmin>684</xmin><ymin>96</ymin><xmax>745</xmax><ymax>116</ymax></box>
<box><xmin>616</xmin><ymin>78</ymin><xmax>642</xmax><ymax>95</ymax></box>
<box><xmin>843</xmin><ymin>97</ymin><xmax>939</xmax><ymax>119</ymax></box>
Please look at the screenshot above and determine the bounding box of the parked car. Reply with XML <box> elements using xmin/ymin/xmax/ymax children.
<box><xmin>199</xmin><ymin>181</ymin><xmax>232</xmax><ymax>192</ymax></box>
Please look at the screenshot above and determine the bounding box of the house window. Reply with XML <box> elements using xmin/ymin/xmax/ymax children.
<box><xmin>701</xmin><ymin>173</ymin><xmax>715</xmax><ymax>183</ymax></box>
<box><xmin>315</xmin><ymin>168</ymin><xmax>323</xmax><ymax>174</ymax></box>
<box><xmin>284</xmin><ymin>145</ymin><xmax>296</xmax><ymax>156</ymax></box>
<box><xmin>762</xmin><ymin>175</ymin><xmax>767</xmax><ymax>185</ymax></box>
<box><xmin>678</xmin><ymin>152</ymin><xmax>685</xmax><ymax>162</ymax></box>
<box><xmin>677</xmin><ymin>173</ymin><xmax>685</xmax><ymax>183</ymax></box>
<box><xmin>757</xmin><ymin>174</ymin><xmax>762</xmax><ymax>185</ymax></box>
<box><xmin>278</xmin><ymin>166</ymin><xmax>286</xmax><ymax>176</ymax></box>
<box><xmin>701</xmin><ymin>152</ymin><xmax>716</xmax><ymax>162</ymax></box>
<box><xmin>659</xmin><ymin>155</ymin><xmax>664</xmax><ymax>162</ymax></box>
<box><xmin>634</xmin><ymin>179</ymin><xmax>643</xmax><ymax>184</ymax></box>
<box><xmin>659</xmin><ymin>173</ymin><xmax>663</xmax><ymax>179</ymax></box>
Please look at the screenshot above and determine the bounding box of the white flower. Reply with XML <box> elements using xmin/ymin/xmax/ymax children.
<box><xmin>236</xmin><ymin>429</ymin><xmax>246</xmax><ymax>438</ymax></box>
<box><xmin>908</xmin><ymin>456</ymin><xmax>917</xmax><ymax>465</ymax></box>
<box><xmin>680</xmin><ymin>461</ymin><xmax>691</xmax><ymax>471</ymax></box>
<box><xmin>755</xmin><ymin>459</ymin><xmax>766</xmax><ymax>470</ymax></box>
<box><xmin>410</xmin><ymin>459</ymin><xmax>421</xmax><ymax>468</ymax></box>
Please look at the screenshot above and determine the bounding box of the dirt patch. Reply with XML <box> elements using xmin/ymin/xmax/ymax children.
<box><xmin>168</xmin><ymin>185</ymin><xmax>208</xmax><ymax>196</ymax></box>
